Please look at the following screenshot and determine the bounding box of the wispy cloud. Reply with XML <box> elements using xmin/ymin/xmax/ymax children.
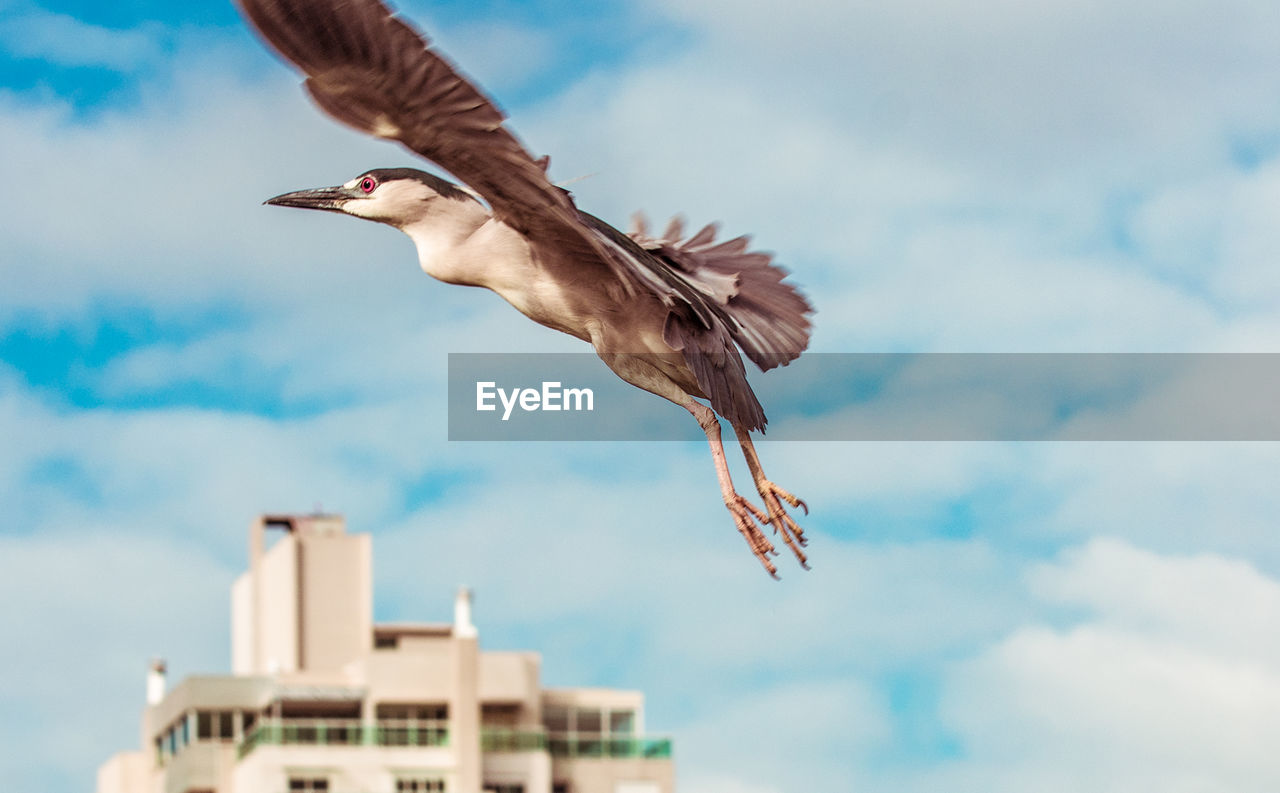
<box><xmin>0</xmin><ymin>7</ymin><xmax>167</xmax><ymax>72</ymax></box>
<box><xmin>931</xmin><ymin>539</ymin><xmax>1280</xmax><ymax>793</ymax></box>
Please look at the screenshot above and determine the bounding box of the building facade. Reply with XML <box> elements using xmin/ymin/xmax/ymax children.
<box><xmin>96</xmin><ymin>514</ymin><xmax>673</xmax><ymax>793</ymax></box>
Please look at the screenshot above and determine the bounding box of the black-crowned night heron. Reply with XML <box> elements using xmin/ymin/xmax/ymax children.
<box><xmin>239</xmin><ymin>0</ymin><xmax>815</xmax><ymax>577</ymax></box>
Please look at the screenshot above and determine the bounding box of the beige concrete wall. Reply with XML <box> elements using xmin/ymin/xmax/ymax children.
<box><xmin>297</xmin><ymin>531</ymin><xmax>371</xmax><ymax>672</ymax></box>
<box><xmin>542</xmin><ymin>689</ymin><xmax>644</xmax><ymax>712</ymax></box>
<box><xmin>233</xmin><ymin>743</ymin><xmax>457</xmax><ymax>793</ymax></box>
<box><xmin>482</xmin><ymin>750</ymin><xmax>551</xmax><ymax>792</ymax></box>
<box><xmin>551</xmin><ymin>758</ymin><xmax>674</xmax><ymax>793</ymax></box>
<box><xmin>453</xmin><ymin>636</ymin><xmax>481</xmax><ymax>793</ymax></box>
<box><xmin>352</xmin><ymin>648</ymin><xmax>456</xmax><ymax>702</ymax></box>
<box><xmin>161</xmin><ymin>742</ymin><xmax>221</xmax><ymax>793</ymax></box>
<box><xmin>478</xmin><ymin>652</ymin><xmax>541</xmax><ymax>716</ymax></box>
<box><xmin>96</xmin><ymin>751</ymin><xmax>154</xmax><ymax>793</ymax></box>
<box><xmin>259</xmin><ymin>535</ymin><xmax>300</xmax><ymax>674</ymax></box>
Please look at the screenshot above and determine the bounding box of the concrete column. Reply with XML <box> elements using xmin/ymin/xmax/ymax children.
<box><xmin>248</xmin><ymin>516</ymin><xmax>266</xmax><ymax>674</ymax></box>
<box><xmin>452</xmin><ymin>588</ymin><xmax>481</xmax><ymax>793</ymax></box>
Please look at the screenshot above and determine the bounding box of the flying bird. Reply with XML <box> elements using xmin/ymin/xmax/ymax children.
<box><xmin>239</xmin><ymin>0</ymin><xmax>814</xmax><ymax>577</ymax></box>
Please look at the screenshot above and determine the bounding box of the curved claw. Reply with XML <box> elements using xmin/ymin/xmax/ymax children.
<box><xmin>722</xmin><ymin>485</ymin><xmax>809</xmax><ymax>577</ymax></box>
<box><xmin>776</xmin><ymin>489</ymin><xmax>808</xmax><ymax>516</ymax></box>
<box><xmin>750</xmin><ymin>479</ymin><xmax>811</xmax><ymax>569</ymax></box>
<box><xmin>726</xmin><ymin>495</ymin><xmax>779</xmax><ymax>576</ymax></box>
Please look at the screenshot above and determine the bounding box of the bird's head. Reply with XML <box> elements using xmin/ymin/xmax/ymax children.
<box><xmin>264</xmin><ymin>168</ymin><xmax>479</xmax><ymax>228</ymax></box>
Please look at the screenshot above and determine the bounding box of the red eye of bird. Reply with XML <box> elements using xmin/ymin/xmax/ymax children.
<box><xmin>360</xmin><ymin>177</ymin><xmax>376</xmax><ymax>193</ymax></box>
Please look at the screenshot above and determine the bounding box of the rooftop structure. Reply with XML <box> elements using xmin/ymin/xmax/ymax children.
<box><xmin>96</xmin><ymin>514</ymin><xmax>673</xmax><ymax>793</ymax></box>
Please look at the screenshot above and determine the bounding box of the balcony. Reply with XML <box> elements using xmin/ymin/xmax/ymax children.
<box><xmin>480</xmin><ymin>729</ymin><xmax>672</xmax><ymax>759</ymax></box>
<box><xmin>238</xmin><ymin>719</ymin><xmax>449</xmax><ymax>760</ymax></box>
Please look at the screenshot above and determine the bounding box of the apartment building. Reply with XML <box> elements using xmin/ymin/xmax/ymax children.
<box><xmin>96</xmin><ymin>513</ymin><xmax>673</xmax><ymax>793</ymax></box>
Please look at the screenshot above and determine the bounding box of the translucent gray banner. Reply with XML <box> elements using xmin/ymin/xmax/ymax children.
<box><xmin>447</xmin><ymin>353</ymin><xmax>1280</xmax><ymax>441</ymax></box>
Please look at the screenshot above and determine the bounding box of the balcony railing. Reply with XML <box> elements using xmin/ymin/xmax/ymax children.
<box><xmin>481</xmin><ymin>728</ymin><xmax>672</xmax><ymax>760</ymax></box>
<box><xmin>238</xmin><ymin>721</ymin><xmax>670</xmax><ymax>762</ymax></box>
<box><xmin>238</xmin><ymin>719</ymin><xmax>449</xmax><ymax>759</ymax></box>
<box><xmin>481</xmin><ymin>728</ymin><xmax>547</xmax><ymax>752</ymax></box>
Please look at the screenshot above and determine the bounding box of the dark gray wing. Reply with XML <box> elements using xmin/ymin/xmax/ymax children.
<box><xmin>237</xmin><ymin>0</ymin><xmax>639</xmax><ymax>286</ymax></box>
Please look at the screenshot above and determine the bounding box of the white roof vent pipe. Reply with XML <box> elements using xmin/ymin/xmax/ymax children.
<box><xmin>146</xmin><ymin>659</ymin><xmax>167</xmax><ymax>706</ymax></box>
<box><xmin>454</xmin><ymin>587</ymin><xmax>477</xmax><ymax>639</ymax></box>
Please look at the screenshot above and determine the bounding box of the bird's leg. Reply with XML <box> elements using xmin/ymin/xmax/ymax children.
<box><xmin>686</xmin><ymin>402</ymin><xmax>780</xmax><ymax>577</ymax></box>
<box><xmin>733</xmin><ymin>425</ymin><xmax>810</xmax><ymax>569</ymax></box>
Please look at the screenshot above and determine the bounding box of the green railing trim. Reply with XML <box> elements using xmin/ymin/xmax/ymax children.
<box><xmin>479</xmin><ymin>729</ymin><xmax>548</xmax><ymax>752</ymax></box>
<box><xmin>237</xmin><ymin>722</ymin><xmax>670</xmax><ymax>761</ymax></box>
<box><xmin>237</xmin><ymin>721</ymin><xmax>450</xmax><ymax>760</ymax></box>
<box><xmin>482</xmin><ymin>730</ymin><xmax>671</xmax><ymax>759</ymax></box>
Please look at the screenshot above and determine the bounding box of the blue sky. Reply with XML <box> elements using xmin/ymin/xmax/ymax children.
<box><xmin>4</xmin><ymin>1</ymin><xmax>1280</xmax><ymax>792</ymax></box>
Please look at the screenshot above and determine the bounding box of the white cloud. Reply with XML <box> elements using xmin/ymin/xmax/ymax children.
<box><xmin>1025</xmin><ymin>443</ymin><xmax>1280</xmax><ymax>565</ymax></box>
<box><xmin>1030</xmin><ymin>537</ymin><xmax>1280</xmax><ymax>665</ymax></box>
<box><xmin>646</xmin><ymin>0</ymin><xmax>1280</xmax><ymax>178</ymax></box>
<box><xmin>934</xmin><ymin>538</ymin><xmax>1280</xmax><ymax>793</ymax></box>
<box><xmin>675</xmin><ymin>680</ymin><xmax>889</xmax><ymax>792</ymax></box>
<box><xmin>0</xmin><ymin>8</ymin><xmax>166</xmax><ymax>71</ymax></box>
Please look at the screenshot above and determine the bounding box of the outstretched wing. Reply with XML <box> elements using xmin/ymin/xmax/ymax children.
<box><xmin>237</xmin><ymin>0</ymin><xmax>638</xmax><ymax>285</ymax></box>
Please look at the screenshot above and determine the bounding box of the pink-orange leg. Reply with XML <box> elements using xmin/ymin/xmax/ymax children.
<box><xmin>686</xmin><ymin>402</ymin><xmax>780</xmax><ymax>577</ymax></box>
<box><xmin>734</xmin><ymin>425</ymin><xmax>810</xmax><ymax>569</ymax></box>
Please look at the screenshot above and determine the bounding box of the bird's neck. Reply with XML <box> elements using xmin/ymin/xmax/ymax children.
<box><xmin>402</xmin><ymin>204</ymin><xmax>530</xmax><ymax>289</ymax></box>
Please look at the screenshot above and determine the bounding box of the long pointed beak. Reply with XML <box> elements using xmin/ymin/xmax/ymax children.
<box><xmin>264</xmin><ymin>185</ymin><xmax>353</xmax><ymax>211</ymax></box>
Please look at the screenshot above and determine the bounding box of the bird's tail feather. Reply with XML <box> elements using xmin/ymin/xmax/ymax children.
<box><xmin>631</xmin><ymin>215</ymin><xmax>814</xmax><ymax>372</ymax></box>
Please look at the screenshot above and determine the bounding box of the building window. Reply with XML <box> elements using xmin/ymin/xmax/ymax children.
<box><xmin>481</xmin><ymin>703</ymin><xmax>520</xmax><ymax>728</ymax></box>
<box><xmin>396</xmin><ymin>779</ymin><xmax>445</xmax><ymax>792</ymax></box>
<box><xmin>483</xmin><ymin>785</ymin><xmax>524</xmax><ymax>793</ymax></box>
<box><xmin>543</xmin><ymin>705</ymin><xmax>569</xmax><ymax>732</ymax></box>
<box><xmin>552</xmin><ymin>783</ymin><xmax>570</xmax><ymax>793</ymax></box>
<box><xmin>377</xmin><ymin>703</ymin><xmax>448</xmax><ymax>721</ymax></box>
<box><xmin>375</xmin><ymin>703</ymin><xmax>448</xmax><ymax>746</ymax></box>
<box><xmin>287</xmin><ymin>777</ymin><xmax>329</xmax><ymax>792</ymax></box>
<box><xmin>609</xmin><ymin>710</ymin><xmax>635</xmax><ymax>735</ymax></box>
<box><xmin>195</xmin><ymin>710</ymin><xmax>238</xmax><ymax>741</ymax></box>
<box><xmin>544</xmin><ymin>705</ymin><xmax>636</xmax><ymax>736</ymax></box>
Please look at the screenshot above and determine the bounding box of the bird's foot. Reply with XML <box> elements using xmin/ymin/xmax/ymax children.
<box><xmin>725</xmin><ymin>495</ymin><xmax>780</xmax><ymax>578</ymax></box>
<box><xmin>755</xmin><ymin>479</ymin><xmax>810</xmax><ymax>569</ymax></box>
